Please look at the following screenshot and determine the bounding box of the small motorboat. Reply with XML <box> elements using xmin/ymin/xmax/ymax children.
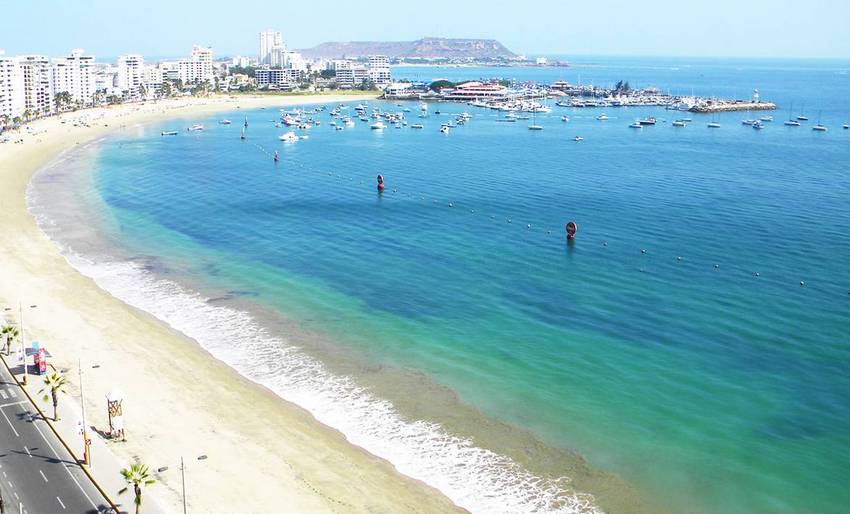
<box><xmin>161</xmin><ymin>131</ymin><xmax>178</xmax><ymax>136</ymax></box>
<box><xmin>411</xmin><ymin>124</ymin><xmax>424</xmax><ymax>129</ymax></box>
<box><xmin>219</xmin><ymin>120</ymin><xmax>232</xmax><ymax>125</ymax></box>
<box><xmin>187</xmin><ymin>124</ymin><xmax>204</xmax><ymax>131</ymax></box>
<box><xmin>370</xmin><ymin>121</ymin><xmax>386</xmax><ymax>130</ymax></box>
<box><xmin>279</xmin><ymin>131</ymin><xmax>298</xmax><ymax>142</ymax></box>
<box><xmin>629</xmin><ymin>121</ymin><xmax>643</xmax><ymax>129</ymax></box>
<box><xmin>561</xmin><ymin>116</ymin><xmax>569</xmax><ymax>122</ymax></box>
<box><xmin>596</xmin><ymin>114</ymin><xmax>609</xmax><ymax>121</ymax></box>
<box><xmin>784</xmin><ymin>120</ymin><xmax>801</xmax><ymax>126</ymax></box>
<box><xmin>574</xmin><ymin>136</ymin><xmax>584</xmax><ymax>141</ymax></box>
<box><xmin>760</xmin><ymin>115</ymin><xmax>774</xmax><ymax>122</ymax></box>
<box><xmin>638</xmin><ymin>117</ymin><xmax>656</xmax><ymax>125</ymax></box>
<box><xmin>440</xmin><ymin>125</ymin><xmax>450</xmax><ymax>133</ymax></box>
<box><xmin>672</xmin><ymin>120</ymin><xmax>686</xmax><ymax>127</ymax></box>
<box><xmin>707</xmin><ymin>121</ymin><xmax>721</xmax><ymax>128</ymax></box>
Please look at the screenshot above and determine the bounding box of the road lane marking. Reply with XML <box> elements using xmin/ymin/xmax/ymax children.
<box><xmin>0</xmin><ymin>390</ymin><xmax>7</xmax><ymax>399</ymax></box>
<box><xmin>23</xmin><ymin>445</ymin><xmax>32</xmax><ymax>458</ymax></box>
<box><xmin>0</xmin><ymin>400</ymin><xmax>26</xmax><ymax>408</ymax></box>
<box><xmin>25</xmin><ymin>406</ymin><xmax>99</xmax><ymax>510</ymax></box>
<box><xmin>13</xmin><ymin>491</ymin><xmax>18</xmax><ymax>500</ymax></box>
<box><xmin>56</xmin><ymin>496</ymin><xmax>66</xmax><ymax>509</ymax></box>
<box><xmin>7</xmin><ymin>388</ymin><xmax>15</xmax><ymax>398</ymax></box>
<box><xmin>39</xmin><ymin>469</ymin><xmax>48</xmax><ymax>482</ymax></box>
<box><xmin>0</xmin><ymin>406</ymin><xmax>19</xmax><ymax>436</ymax></box>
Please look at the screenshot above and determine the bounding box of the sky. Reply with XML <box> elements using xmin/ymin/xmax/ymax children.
<box><xmin>2</xmin><ymin>0</ymin><xmax>849</xmax><ymax>60</ymax></box>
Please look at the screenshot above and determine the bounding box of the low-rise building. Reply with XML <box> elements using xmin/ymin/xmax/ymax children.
<box><xmin>256</xmin><ymin>67</ymin><xmax>302</xmax><ymax>89</ymax></box>
<box><xmin>178</xmin><ymin>45</ymin><xmax>214</xmax><ymax>85</ymax></box>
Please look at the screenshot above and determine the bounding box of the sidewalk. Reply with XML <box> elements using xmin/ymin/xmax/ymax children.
<box><xmin>3</xmin><ymin>354</ymin><xmax>166</xmax><ymax>514</ymax></box>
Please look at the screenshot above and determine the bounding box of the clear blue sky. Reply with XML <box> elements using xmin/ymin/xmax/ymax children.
<box><xmin>3</xmin><ymin>0</ymin><xmax>849</xmax><ymax>59</ymax></box>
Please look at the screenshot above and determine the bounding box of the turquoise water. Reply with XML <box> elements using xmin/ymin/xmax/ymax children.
<box><xmin>32</xmin><ymin>57</ymin><xmax>850</xmax><ymax>513</ymax></box>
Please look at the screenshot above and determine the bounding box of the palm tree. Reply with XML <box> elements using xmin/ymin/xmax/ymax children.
<box><xmin>119</xmin><ymin>464</ymin><xmax>155</xmax><ymax>514</ymax></box>
<box><xmin>0</xmin><ymin>324</ymin><xmax>19</xmax><ymax>355</ymax></box>
<box><xmin>39</xmin><ymin>372</ymin><xmax>68</xmax><ymax>421</ymax></box>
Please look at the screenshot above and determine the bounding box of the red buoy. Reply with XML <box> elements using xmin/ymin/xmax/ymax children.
<box><xmin>566</xmin><ymin>221</ymin><xmax>578</xmax><ymax>240</ymax></box>
<box><xmin>377</xmin><ymin>174</ymin><xmax>385</xmax><ymax>192</ymax></box>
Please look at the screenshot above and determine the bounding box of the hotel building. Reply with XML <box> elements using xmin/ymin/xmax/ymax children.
<box><xmin>178</xmin><ymin>45</ymin><xmax>214</xmax><ymax>85</ymax></box>
<box><xmin>259</xmin><ymin>30</ymin><xmax>283</xmax><ymax>66</ymax></box>
<box><xmin>52</xmin><ymin>49</ymin><xmax>96</xmax><ymax>107</ymax></box>
<box><xmin>0</xmin><ymin>50</ymin><xmax>25</xmax><ymax>121</ymax></box>
<box><xmin>117</xmin><ymin>54</ymin><xmax>144</xmax><ymax>100</ymax></box>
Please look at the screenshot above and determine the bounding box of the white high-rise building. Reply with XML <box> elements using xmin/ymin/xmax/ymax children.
<box><xmin>116</xmin><ymin>54</ymin><xmax>144</xmax><ymax>100</ymax></box>
<box><xmin>52</xmin><ymin>49</ymin><xmax>96</xmax><ymax>107</ymax></box>
<box><xmin>0</xmin><ymin>50</ymin><xmax>25</xmax><ymax>122</ymax></box>
<box><xmin>367</xmin><ymin>55</ymin><xmax>391</xmax><ymax>86</ymax></box>
<box><xmin>178</xmin><ymin>45</ymin><xmax>214</xmax><ymax>85</ymax></box>
<box><xmin>259</xmin><ymin>30</ymin><xmax>283</xmax><ymax>65</ymax></box>
<box><xmin>142</xmin><ymin>65</ymin><xmax>163</xmax><ymax>96</ymax></box>
<box><xmin>19</xmin><ymin>55</ymin><xmax>54</xmax><ymax>116</ymax></box>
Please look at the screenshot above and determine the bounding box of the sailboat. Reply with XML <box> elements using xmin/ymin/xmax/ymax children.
<box><xmin>784</xmin><ymin>102</ymin><xmax>801</xmax><ymax>126</ymax></box>
<box><xmin>797</xmin><ymin>103</ymin><xmax>809</xmax><ymax>121</ymax></box>
<box><xmin>812</xmin><ymin>111</ymin><xmax>828</xmax><ymax>132</ymax></box>
<box><xmin>528</xmin><ymin>107</ymin><xmax>543</xmax><ymax>130</ymax></box>
<box><xmin>707</xmin><ymin>111</ymin><xmax>720</xmax><ymax>128</ymax></box>
<box><xmin>240</xmin><ymin>126</ymin><xmax>246</xmax><ymax>140</ymax></box>
<box><xmin>244</xmin><ymin>116</ymin><xmax>249</xmax><ymax>128</ymax></box>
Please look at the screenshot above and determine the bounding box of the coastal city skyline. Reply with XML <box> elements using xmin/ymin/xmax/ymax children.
<box><xmin>3</xmin><ymin>0</ymin><xmax>850</xmax><ymax>59</ymax></box>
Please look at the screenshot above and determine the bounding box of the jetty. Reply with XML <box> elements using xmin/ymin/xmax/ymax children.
<box><xmin>689</xmin><ymin>100</ymin><xmax>776</xmax><ymax>113</ymax></box>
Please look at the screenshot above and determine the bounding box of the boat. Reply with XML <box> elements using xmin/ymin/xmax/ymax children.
<box><xmin>784</xmin><ymin>119</ymin><xmax>801</xmax><ymax>126</ymax></box>
<box><xmin>528</xmin><ymin>124</ymin><xmax>544</xmax><ymax>130</ymax></box>
<box><xmin>411</xmin><ymin>124</ymin><xmax>424</xmax><ymax>129</ymax></box>
<box><xmin>741</xmin><ymin>119</ymin><xmax>757</xmax><ymax>126</ymax></box>
<box><xmin>219</xmin><ymin>120</ymin><xmax>232</xmax><ymax>125</ymax></box>
<box><xmin>244</xmin><ymin>116</ymin><xmax>248</xmax><ymax>128</ymax></box>
<box><xmin>335</xmin><ymin>125</ymin><xmax>344</xmax><ymax>131</ymax></box>
<box><xmin>370</xmin><ymin>121</ymin><xmax>387</xmax><ymax>130</ymax></box>
<box><xmin>279</xmin><ymin>131</ymin><xmax>298</xmax><ymax>142</ymax></box>
<box><xmin>187</xmin><ymin>124</ymin><xmax>204</xmax><ymax>131</ymax></box>
<box><xmin>760</xmin><ymin>115</ymin><xmax>774</xmax><ymax>122</ymax></box>
<box><xmin>812</xmin><ymin>111</ymin><xmax>827</xmax><ymax>132</ymax></box>
<box><xmin>843</xmin><ymin>124</ymin><xmax>849</xmax><ymax>129</ymax></box>
<box><xmin>629</xmin><ymin>121</ymin><xmax>643</xmax><ymax>128</ymax></box>
<box><xmin>240</xmin><ymin>127</ymin><xmax>246</xmax><ymax>140</ymax></box>
<box><xmin>752</xmin><ymin>120</ymin><xmax>765</xmax><ymax>130</ymax></box>
<box><xmin>561</xmin><ymin>116</ymin><xmax>570</xmax><ymax>122</ymax></box>
<box><xmin>707</xmin><ymin>121</ymin><xmax>721</xmax><ymax>128</ymax></box>
<box><xmin>573</xmin><ymin>136</ymin><xmax>584</xmax><ymax>141</ymax></box>
<box><xmin>440</xmin><ymin>125</ymin><xmax>450</xmax><ymax>133</ymax></box>
<box><xmin>161</xmin><ymin>131</ymin><xmax>178</xmax><ymax>136</ymax></box>
<box><xmin>596</xmin><ymin>113</ymin><xmax>609</xmax><ymax>121</ymax></box>
<box><xmin>672</xmin><ymin>120</ymin><xmax>686</xmax><ymax>127</ymax></box>
<box><xmin>638</xmin><ymin>117</ymin><xmax>657</xmax><ymax>125</ymax></box>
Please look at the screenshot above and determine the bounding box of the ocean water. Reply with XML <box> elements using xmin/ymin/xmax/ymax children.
<box><xmin>29</xmin><ymin>57</ymin><xmax>850</xmax><ymax>514</ymax></box>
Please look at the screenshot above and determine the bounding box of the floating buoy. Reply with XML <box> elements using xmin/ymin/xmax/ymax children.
<box><xmin>449</xmin><ymin>202</ymin><xmax>454</xmax><ymax>207</ymax></box>
<box><xmin>677</xmin><ymin>256</ymin><xmax>682</xmax><ymax>261</ymax></box>
<box><xmin>754</xmin><ymin>272</ymin><xmax>760</xmax><ymax>277</ymax></box>
<box><xmin>714</xmin><ymin>264</ymin><xmax>720</xmax><ymax>269</ymax></box>
<box><xmin>527</xmin><ymin>224</ymin><xmax>531</xmax><ymax>229</ymax></box>
<box><xmin>565</xmin><ymin>221</ymin><xmax>577</xmax><ymax>240</ymax></box>
<box><xmin>377</xmin><ymin>174</ymin><xmax>385</xmax><ymax>193</ymax></box>
<box><xmin>641</xmin><ymin>249</ymin><xmax>647</xmax><ymax>254</ymax></box>
<box><xmin>800</xmin><ymin>281</ymin><xmax>805</xmax><ymax>287</ymax></box>
<box><xmin>602</xmin><ymin>241</ymin><xmax>608</xmax><ymax>247</ymax></box>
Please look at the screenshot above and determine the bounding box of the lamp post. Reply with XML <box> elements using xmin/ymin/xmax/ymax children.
<box><xmin>19</xmin><ymin>303</ymin><xmax>26</xmax><ymax>386</ymax></box>
<box><xmin>78</xmin><ymin>359</ymin><xmax>91</xmax><ymax>466</ymax></box>
<box><xmin>157</xmin><ymin>454</ymin><xmax>207</xmax><ymax>514</ymax></box>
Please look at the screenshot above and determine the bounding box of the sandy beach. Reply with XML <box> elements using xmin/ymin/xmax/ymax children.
<box><xmin>0</xmin><ymin>95</ymin><xmax>462</xmax><ymax>513</ymax></box>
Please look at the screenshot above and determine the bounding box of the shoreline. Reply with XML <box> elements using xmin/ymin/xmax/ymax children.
<box><xmin>0</xmin><ymin>95</ymin><xmax>467</xmax><ymax>513</ymax></box>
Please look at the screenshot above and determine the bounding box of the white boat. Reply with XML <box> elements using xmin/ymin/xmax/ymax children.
<box><xmin>219</xmin><ymin>119</ymin><xmax>232</xmax><ymax>125</ymax></box>
<box><xmin>440</xmin><ymin>125</ymin><xmax>450</xmax><ymax>133</ymax></box>
<box><xmin>596</xmin><ymin>113</ymin><xmax>609</xmax><ymax>121</ymax></box>
<box><xmin>672</xmin><ymin>120</ymin><xmax>686</xmax><ymax>127</ymax></box>
<box><xmin>573</xmin><ymin>136</ymin><xmax>584</xmax><ymax>141</ymax></box>
<box><xmin>335</xmin><ymin>126</ymin><xmax>344</xmax><ymax>131</ymax></box>
<box><xmin>629</xmin><ymin>121</ymin><xmax>643</xmax><ymax>128</ymax></box>
<box><xmin>161</xmin><ymin>131</ymin><xmax>178</xmax><ymax>136</ymax></box>
<box><xmin>707</xmin><ymin>122</ymin><xmax>721</xmax><ymax>128</ymax></box>
<box><xmin>528</xmin><ymin>124</ymin><xmax>544</xmax><ymax>130</ymax></box>
<box><xmin>843</xmin><ymin>124</ymin><xmax>849</xmax><ymax>129</ymax></box>
<box><xmin>812</xmin><ymin>111</ymin><xmax>827</xmax><ymax>131</ymax></box>
<box><xmin>561</xmin><ymin>115</ymin><xmax>570</xmax><ymax>122</ymax></box>
<box><xmin>753</xmin><ymin>121</ymin><xmax>765</xmax><ymax>130</ymax></box>
<box><xmin>784</xmin><ymin>120</ymin><xmax>801</xmax><ymax>126</ymax></box>
<box><xmin>411</xmin><ymin>124</ymin><xmax>424</xmax><ymax>129</ymax></box>
<box><xmin>187</xmin><ymin>124</ymin><xmax>204</xmax><ymax>131</ymax></box>
<box><xmin>370</xmin><ymin>121</ymin><xmax>387</xmax><ymax>130</ymax></box>
<box><xmin>741</xmin><ymin>119</ymin><xmax>757</xmax><ymax>126</ymax></box>
<box><xmin>279</xmin><ymin>131</ymin><xmax>298</xmax><ymax>142</ymax></box>
<box><xmin>760</xmin><ymin>115</ymin><xmax>774</xmax><ymax>122</ymax></box>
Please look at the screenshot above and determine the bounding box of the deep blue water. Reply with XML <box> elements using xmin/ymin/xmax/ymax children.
<box><xmin>36</xmin><ymin>57</ymin><xmax>850</xmax><ymax>513</ymax></box>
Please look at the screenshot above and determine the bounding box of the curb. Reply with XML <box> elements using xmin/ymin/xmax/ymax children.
<box><xmin>0</xmin><ymin>353</ymin><xmax>122</xmax><ymax>514</ymax></box>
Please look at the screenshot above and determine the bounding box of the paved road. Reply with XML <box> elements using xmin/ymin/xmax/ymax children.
<box><xmin>0</xmin><ymin>363</ymin><xmax>112</xmax><ymax>514</ymax></box>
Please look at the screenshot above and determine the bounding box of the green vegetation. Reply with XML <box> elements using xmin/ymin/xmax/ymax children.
<box><xmin>39</xmin><ymin>372</ymin><xmax>68</xmax><ymax>421</ymax></box>
<box><xmin>613</xmin><ymin>80</ymin><xmax>632</xmax><ymax>94</ymax></box>
<box><xmin>54</xmin><ymin>91</ymin><xmax>72</xmax><ymax>112</ymax></box>
<box><xmin>0</xmin><ymin>324</ymin><xmax>18</xmax><ymax>355</ymax></box>
<box><xmin>229</xmin><ymin>65</ymin><xmax>256</xmax><ymax>78</ymax></box>
<box><xmin>429</xmin><ymin>80</ymin><xmax>455</xmax><ymax>92</ymax></box>
<box><xmin>119</xmin><ymin>463</ymin><xmax>156</xmax><ymax>514</ymax></box>
<box><xmin>320</xmin><ymin>69</ymin><xmax>336</xmax><ymax>79</ymax></box>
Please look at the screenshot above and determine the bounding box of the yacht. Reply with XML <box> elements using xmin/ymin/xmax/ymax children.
<box><xmin>672</xmin><ymin>120</ymin><xmax>686</xmax><ymax>127</ymax></box>
<box><xmin>843</xmin><ymin>124</ymin><xmax>849</xmax><ymax>130</ymax></box>
<box><xmin>219</xmin><ymin>119</ymin><xmax>232</xmax><ymax>125</ymax></box>
<box><xmin>797</xmin><ymin>114</ymin><xmax>809</xmax><ymax>121</ymax></box>
<box><xmin>440</xmin><ymin>125</ymin><xmax>450</xmax><ymax>133</ymax></box>
<box><xmin>596</xmin><ymin>113</ymin><xmax>609</xmax><ymax>121</ymax></box>
<box><xmin>752</xmin><ymin>121</ymin><xmax>765</xmax><ymax>130</ymax></box>
<box><xmin>279</xmin><ymin>131</ymin><xmax>298</xmax><ymax>142</ymax></box>
<box><xmin>784</xmin><ymin>119</ymin><xmax>801</xmax><ymax>126</ymax></box>
<box><xmin>528</xmin><ymin>124</ymin><xmax>544</xmax><ymax>130</ymax></box>
<box><xmin>759</xmin><ymin>115</ymin><xmax>774</xmax><ymax>122</ymax></box>
<box><xmin>370</xmin><ymin>121</ymin><xmax>387</xmax><ymax>130</ymax></box>
<box><xmin>638</xmin><ymin>117</ymin><xmax>657</xmax><ymax>125</ymax></box>
<box><xmin>629</xmin><ymin>121</ymin><xmax>643</xmax><ymax>128</ymax></box>
<box><xmin>161</xmin><ymin>130</ymin><xmax>178</xmax><ymax>136</ymax></box>
<box><xmin>411</xmin><ymin>124</ymin><xmax>424</xmax><ymax>129</ymax></box>
<box><xmin>741</xmin><ymin>119</ymin><xmax>757</xmax><ymax>126</ymax></box>
<box><xmin>187</xmin><ymin>124</ymin><xmax>204</xmax><ymax>131</ymax></box>
<box><xmin>812</xmin><ymin>111</ymin><xmax>827</xmax><ymax>131</ymax></box>
<box><xmin>707</xmin><ymin>121</ymin><xmax>721</xmax><ymax>128</ymax></box>
<box><xmin>573</xmin><ymin>136</ymin><xmax>584</xmax><ymax>141</ymax></box>
<box><xmin>561</xmin><ymin>115</ymin><xmax>570</xmax><ymax>122</ymax></box>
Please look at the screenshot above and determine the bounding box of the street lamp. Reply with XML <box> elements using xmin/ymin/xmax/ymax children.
<box><xmin>18</xmin><ymin>303</ymin><xmax>36</xmax><ymax>386</ymax></box>
<box><xmin>157</xmin><ymin>455</ymin><xmax>207</xmax><ymax>514</ymax></box>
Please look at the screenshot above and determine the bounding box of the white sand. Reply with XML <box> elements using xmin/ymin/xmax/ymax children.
<box><xmin>0</xmin><ymin>95</ymin><xmax>462</xmax><ymax>513</ymax></box>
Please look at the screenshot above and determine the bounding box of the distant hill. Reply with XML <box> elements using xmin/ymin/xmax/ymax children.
<box><xmin>299</xmin><ymin>37</ymin><xmax>518</xmax><ymax>60</ymax></box>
